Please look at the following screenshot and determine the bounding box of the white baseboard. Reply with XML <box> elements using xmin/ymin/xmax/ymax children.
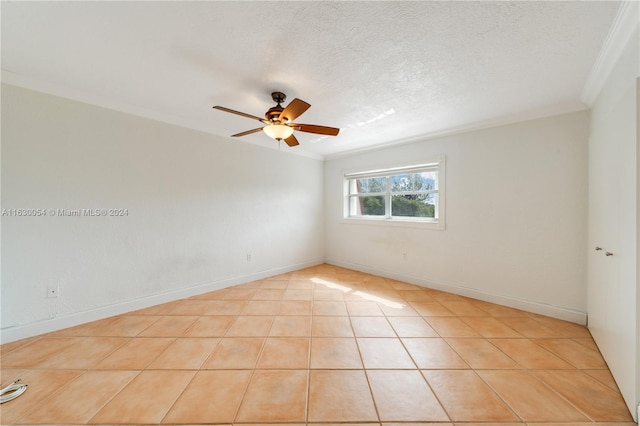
<box><xmin>0</xmin><ymin>259</ymin><xmax>324</xmax><ymax>344</ymax></box>
<box><xmin>326</xmin><ymin>259</ymin><xmax>588</xmax><ymax>325</ymax></box>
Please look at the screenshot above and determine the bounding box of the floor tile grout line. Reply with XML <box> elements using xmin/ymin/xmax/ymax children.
<box><xmin>304</xmin><ymin>337</ymin><xmax>311</xmax><ymax>423</ymax></box>
<box><xmin>504</xmin><ymin>368</ymin><xmax>597</xmax><ymax>423</ymax></box>
<box><xmin>467</xmin><ymin>368</ymin><xmax>525</xmax><ymax>423</ymax></box>
<box><xmin>477</xmin><ymin>364</ymin><xmax>631</xmax><ymax>422</ymax></box>
<box><xmin>356</xmin><ymin>311</ymin><xmax>456</xmax><ymax>422</ymax></box>
<box><xmin>348</xmin><ymin>294</ymin><xmax>382</xmax><ymax>424</ymax></box>
<box><xmin>530</xmin><ymin>337</ymin><xmax>609</xmax><ymax>370</ymax></box>
<box><xmin>383</xmin><ymin>274</ymin><xmax>470</xmax><ymax>424</ymax></box>
<box><xmin>415</xmin><ymin>368</ymin><xmax>455</xmax><ymax>423</ymax></box>
<box><xmin>460</xmin><ymin>335</ymin><xmax>528</xmax><ymax>371</ymax></box>
<box><xmin>8</xmin><ymin>367</ymin><xmax>88</xmax><ymax>424</ymax></box>
<box><xmin>525</xmin><ymin>337</ymin><xmax>591</xmax><ymax>370</ymax></box>
<box><xmin>232</xmin><ymin>279</ymin><xmax>287</xmax><ymax>424</ymax></box>
<box><xmin>387</xmin><ymin>317</ymin><xmax>444</xmax><ymax>372</ymax></box>
<box><xmin>0</xmin><ymin>336</ymin><xmax>44</xmax><ymax>358</ymax></box>
<box><xmin>458</xmin><ymin>315</ymin><xmax>525</xmax><ymax>338</ymax></box>
<box><xmin>23</xmin><ymin>367</ymin><xmax>144</xmax><ymax>425</ymax></box>
<box><xmin>1</xmin><ymin>265</ymin><xmax>629</xmax><ymax>425</ymax></box>
<box><xmin>156</xmin><ymin>367</ymin><xmax>199</xmax><ymax>425</ymax></box>
<box><xmin>117</xmin><ymin>336</ymin><xmax>172</xmax><ymax>371</ymax></box>
<box><xmin>129</xmin><ymin>369</ymin><xmax>196</xmax><ymax>424</ymax></box>
<box><xmin>582</xmin><ymin>368</ymin><xmax>627</xmax><ymax>393</ymax></box>
<box><xmin>306</xmin><ymin>277</ymin><xmax>316</xmax><ymax>424</ymax></box>
<box><xmin>571</xmin><ymin>335</ymin><xmax>604</xmax><ymax>352</ymax></box>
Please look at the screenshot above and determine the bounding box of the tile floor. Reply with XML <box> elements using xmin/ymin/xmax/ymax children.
<box><xmin>0</xmin><ymin>264</ymin><xmax>635</xmax><ymax>425</ymax></box>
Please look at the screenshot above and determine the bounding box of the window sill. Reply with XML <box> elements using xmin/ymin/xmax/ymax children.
<box><xmin>341</xmin><ymin>216</ymin><xmax>445</xmax><ymax>230</ymax></box>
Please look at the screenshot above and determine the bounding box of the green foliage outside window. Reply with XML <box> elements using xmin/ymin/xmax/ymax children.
<box><xmin>356</xmin><ymin>172</ymin><xmax>436</xmax><ymax>218</ymax></box>
<box><xmin>391</xmin><ymin>195</ymin><xmax>435</xmax><ymax>217</ymax></box>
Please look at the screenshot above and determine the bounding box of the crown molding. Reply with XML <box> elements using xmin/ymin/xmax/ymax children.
<box><xmin>0</xmin><ymin>71</ymin><xmax>324</xmax><ymax>161</ymax></box>
<box><xmin>325</xmin><ymin>101</ymin><xmax>588</xmax><ymax>161</ymax></box>
<box><xmin>581</xmin><ymin>0</ymin><xmax>640</xmax><ymax>106</ymax></box>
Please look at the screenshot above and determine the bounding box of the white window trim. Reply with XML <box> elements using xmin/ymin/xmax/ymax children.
<box><xmin>341</xmin><ymin>156</ymin><xmax>446</xmax><ymax>230</ymax></box>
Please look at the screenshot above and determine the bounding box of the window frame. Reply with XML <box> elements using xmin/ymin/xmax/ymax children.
<box><xmin>342</xmin><ymin>157</ymin><xmax>445</xmax><ymax>230</ymax></box>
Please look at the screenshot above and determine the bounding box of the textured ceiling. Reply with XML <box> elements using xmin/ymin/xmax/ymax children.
<box><xmin>1</xmin><ymin>1</ymin><xmax>622</xmax><ymax>159</ymax></box>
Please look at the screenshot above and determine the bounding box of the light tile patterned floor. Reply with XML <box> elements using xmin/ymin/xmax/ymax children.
<box><xmin>0</xmin><ymin>264</ymin><xmax>634</xmax><ymax>425</ymax></box>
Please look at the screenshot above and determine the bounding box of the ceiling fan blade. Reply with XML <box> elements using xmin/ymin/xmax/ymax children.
<box><xmin>279</xmin><ymin>98</ymin><xmax>310</xmax><ymax>123</ymax></box>
<box><xmin>284</xmin><ymin>134</ymin><xmax>300</xmax><ymax>147</ymax></box>
<box><xmin>213</xmin><ymin>106</ymin><xmax>268</xmax><ymax>123</ymax></box>
<box><xmin>231</xmin><ymin>128</ymin><xmax>264</xmax><ymax>137</ymax></box>
<box><xmin>292</xmin><ymin>123</ymin><xmax>340</xmax><ymax>136</ymax></box>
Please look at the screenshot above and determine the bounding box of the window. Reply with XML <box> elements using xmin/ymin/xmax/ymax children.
<box><xmin>344</xmin><ymin>159</ymin><xmax>445</xmax><ymax>228</ymax></box>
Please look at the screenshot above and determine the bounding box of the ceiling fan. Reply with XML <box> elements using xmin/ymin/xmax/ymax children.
<box><xmin>213</xmin><ymin>92</ymin><xmax>340</xmax><ymax>147</ymax></box>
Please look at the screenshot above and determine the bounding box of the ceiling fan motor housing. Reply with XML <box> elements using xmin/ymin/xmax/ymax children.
<box><xmin>267</xmin><ymin>92</ymin><xmax>287</xmax><ymax>122</ymax></box>
<box><xmin>266</xmin><ymin>105</ymin><xmax>284</xmax><ymax>122</ymax></box>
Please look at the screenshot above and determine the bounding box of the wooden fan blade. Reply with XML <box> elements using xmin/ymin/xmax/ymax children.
<box><xmin>231</xmin><ymin>128</ymin><xmax>264</xmax><ymax>137</ymax></box>
<box><xmin>213</xmin><ymin>106</ymin><xmax>268</xmax><ymax>123</ymax></box>
<box><xmin>279</xmin><ymin>98</ymin><xmax>310</xmax><ymax>123</ymax></box>
<box><xmin>292</xmin><ymin>123</ymin><xmax>340</xmax><ymax>136</ymax></box>
<box><xmin>284</xmin><ymin>134</ymin><xmax>300</xmax><ymax>147</ymax></box>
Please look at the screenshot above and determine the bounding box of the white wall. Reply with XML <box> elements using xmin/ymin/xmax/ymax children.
<box><xmin>1</xmin><ymin>84</ymin><xmax>324</xmax><ymax>342</ymax></box>
<box><xmin>325</xmin><ymin>111</ymin><xmax>589</xmax><ymax>322</ymax></box>
<box><xmin>587</xmin><ymin>9</ymin><xmax>638</xmax><ymax>419</ymax></box>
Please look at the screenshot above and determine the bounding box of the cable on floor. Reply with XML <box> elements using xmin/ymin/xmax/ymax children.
<box><xmin>0</xmin><ymin>379</ymin><xmax>28</xmax><ymax>403</ymax></box>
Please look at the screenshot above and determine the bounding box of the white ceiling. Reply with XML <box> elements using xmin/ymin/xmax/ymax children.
<box><xmin>1</xmin><ymin>1</ymin><xmax>622</xmax><ymax>159</ymax></box>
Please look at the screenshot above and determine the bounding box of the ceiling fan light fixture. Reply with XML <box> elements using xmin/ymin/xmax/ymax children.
<box><xmin>213</xmin><ymin>92</ymin><xmax>340</xmax><ymax>147</ymax></box>
<box><xmin>263</xmin><ymin>124</ymin><xmax>294</xmax><ymax>140</ymax></box>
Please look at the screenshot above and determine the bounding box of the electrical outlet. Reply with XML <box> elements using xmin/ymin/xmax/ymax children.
<box><xmin>246</xmin><ymin>253</ymin><xmax>252</xmax><ymax>261</ymax></box>
<box><xmin>47</xmin><ymin>286</ymin><xmax>59</xmax><ymax>298</ymax></box>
